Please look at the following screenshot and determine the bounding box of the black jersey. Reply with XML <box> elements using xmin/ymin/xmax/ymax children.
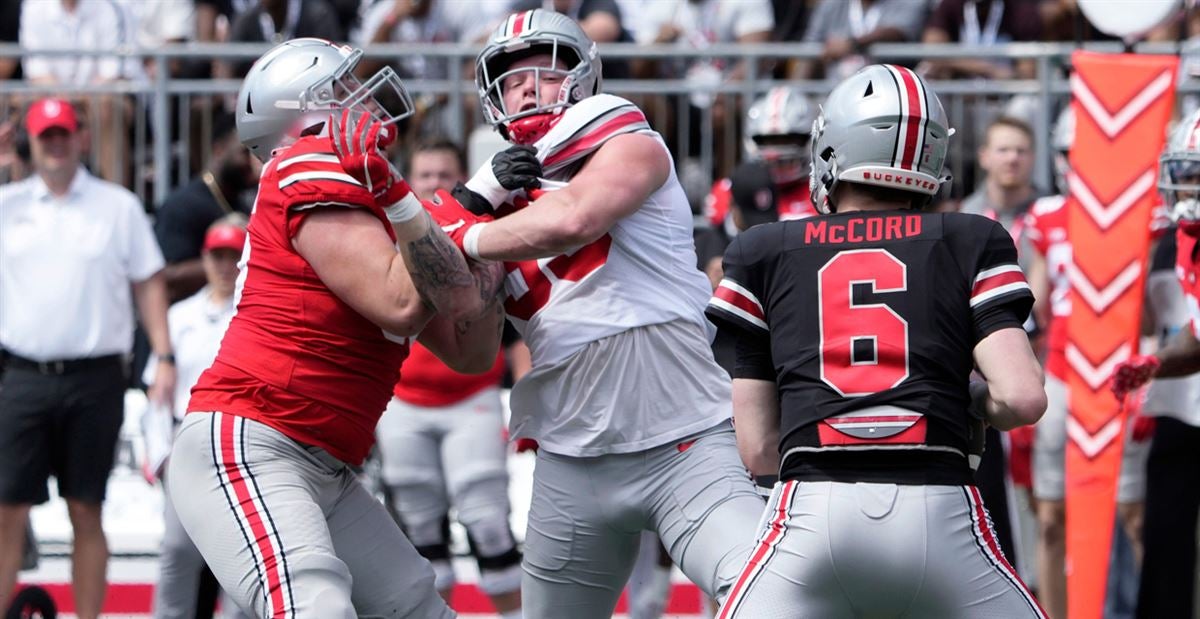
<box><xmin>706</xmin><ymin>210</ymin><xmax>1033</xmax><ymax>484</ymax></box>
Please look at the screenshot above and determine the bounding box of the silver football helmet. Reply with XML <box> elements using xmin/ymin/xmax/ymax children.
<box><xmin>236</xmin><ymin>38</ymin><xmax>414</xmax><ymax>160</ymax></box>
<box><xmin>1160</xmin><ymin>108</ymin><xmax>1200</xmax><ymax>228</ymax></box>
<box><xmin>1051</xmin><ymin>105</ymin><xmax>1075</xmax><ymax>194</ymax></box>
<box><xmin>809</xmin><ymin>64</ymin><xmax>952</xmax><ymax>213</ymax></box>
<box><xmin>745</xmin><ymin>86</ymin><xmax>817</xmax><ymax>185</ymax></box>
<box><xmin>476</xmin><ymin>9</ymin><xmax>602</xmax><ymax>144</ymax></box>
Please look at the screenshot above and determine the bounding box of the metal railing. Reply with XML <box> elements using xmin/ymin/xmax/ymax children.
<box><xmin>1</xmin><ymin>41</ymin><xmax>1196</xmax><ymax>207</ymax></box>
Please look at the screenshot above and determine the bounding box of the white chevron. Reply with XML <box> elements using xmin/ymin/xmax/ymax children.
<box><xmin>1068</xmin><ymin>168</ymin><xmax>1156</xmax><ymax>230</ymax></box>
<box><xmin>1066</xmin><ymin>260</ymin><xmax>1142</xmax><ymax>314</ymax></box>
<box><xmin>1071</xmin><ymin>70</ymin><xmax>1174</xmax><ymax>139</ymax></box>
<box><xmin>1065</xmin><ymin>342</ymin><xmax>1131</xmax><ymax>391</ymax></box>
<box><xmin>1066</xmin><ymin>415</ymin><xmax>1123</xmax><ymax>459</ymax></box>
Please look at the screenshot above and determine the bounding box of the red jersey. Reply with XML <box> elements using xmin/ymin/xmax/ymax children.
<box><xmin>1176</xmin><ymin>227</ymin><xmax>1200</xmax><ymax>337</ymax></box>
<box><xmin>189</xmin><ymin>134</ymin><xmax>410</xmax><ymax>465</ymax></box>
<box><xmin>705</xmin><ymin>178</ymin><xmax>817</xmax><ymax>227</ymax></box>
<box><xmin>393</xmin><ymin>344</ymin><xmax>505</xmax><ymax>407</ymax></box>
<box><xmin>1023</xmin><ymin>196</ymin><xmax>1070</xmax><ymax>379</ymax></box>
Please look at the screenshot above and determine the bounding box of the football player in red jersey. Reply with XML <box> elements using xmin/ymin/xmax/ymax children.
<box><xmin>708</xmin><ymin>64</ymin><xmax>1047</xmax><ymax>617</ymax></box>
<box><xmin>1107</xmin><ymin>107</ymin><xmax>1200</xmax><ymax>618</ymax></box>
<box><xmin>447</xmin><ymin>10</ymin><xmax>766</xmax><ymax>619</ymax></box>
<box><xmin>165</xmin><ymin>39</ymin><xmax>505</xmax><ymax>619</ymax></box>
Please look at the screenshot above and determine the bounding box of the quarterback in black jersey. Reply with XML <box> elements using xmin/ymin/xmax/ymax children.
<box><xmin>707</xmin><ymin>64</ymin><xmax>1047</xmax><ymax>618</ymax></box>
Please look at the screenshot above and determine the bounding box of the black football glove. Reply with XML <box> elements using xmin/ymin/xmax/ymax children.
<box><xmin>492</xmin><ymin>144</ymin><xmax>542</xmax><ymax>192</ymax></box>
<box><xmin>451</xmin><ymin>182</ymin><xmax>495</xmax><ymax>217</ymax></box>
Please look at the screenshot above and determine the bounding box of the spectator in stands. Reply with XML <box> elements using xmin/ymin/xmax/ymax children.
<box><xmin>226</xmin><ymin>0</ymin><xmax>346</xmax><ymax>75</ymax></box>
<box><xmin>960</xmin><ymin>116</ymin><xmax>1046</xmax><ymax>231</ymax></box>
<box><xmin>122</xmin><ymin>0</ymin><xmax>195</xmax><ymax>80</ymax></box>
<box><xmin>20</xmin><ymin>0</ymin><xmax>140</xmax><ymax>186</ymax></box>
<box><xmin>144</xmin><ymin>215</ymin><xmax>250</xmax><ymax>619</ymax></box>
<box><xmin>635</xmin><ymin>0</ymin><xmax>774</xmax><ymax>175</ymax></box>
<box><xmin>796</xmin><ymin>0</ymin><xmax>928</xmax><ymax>80</ymax></box>
<box><xmin>0</xmin><ymin>98</ymin><xmax>174</xmax><ymax>619</ymax></box>
<box><xmin>375</xmin><ymin>139</ymin><xmax>526</xmax><ymax>618</ymax></box>
<box><xmin>921</xmin><ymin>0</ymin><xmax>1042</xmax><ymax>79</ymax></box>
<box><xmin>155</xmin><ymin>113</ymin><xmax>258</xmax><ymax>302</ymax></box>
<box><xmin>510</xmin><ymin>0</ymin><xmax>633</xmax><ymax>77</ymax></box>
<box><xmin>510</xmin><ymin>0</ymin><xmax>625</xmax><ymax>44</ymax></box>
<box><xmin>356</xmin><ymin>0</ymin><xmax>509</xmax><ymax>137</ymax></box>
<box><xmin>0</xmin><ymin>0</ymin><xmax>21</xmax><ymax>81</ymax></box>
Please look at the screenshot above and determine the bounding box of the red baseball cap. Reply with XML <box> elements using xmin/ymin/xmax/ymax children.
<box><xmin>25</xmin><ymin>98</ymin><xmax>79</xmax><ymax>137</ymax></box>
<box><xmin>203</xmin><ymin>223</ymin><xmax>247</xmax><ymax>252</ymax></box>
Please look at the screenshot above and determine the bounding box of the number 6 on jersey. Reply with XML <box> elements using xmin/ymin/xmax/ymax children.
<box><xmin>818</xmin><ymin>248</ymin><xmax>910</xmax><ymax>396</ymax></box>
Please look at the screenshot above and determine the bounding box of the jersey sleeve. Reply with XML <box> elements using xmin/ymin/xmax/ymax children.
<box><xmin>273</xmin><ymin>142</ymin><xmax>380</xmax><ymax>238</ymax></box>
<box><xmin>966</xmin><ymin>218</ymin><xmax>1035</xmax><ymax>340</ymax></box>
<box><xmin>706</xmin><ymin>226</ymin><xmax>773</xmax><ymax>336</ymax></box>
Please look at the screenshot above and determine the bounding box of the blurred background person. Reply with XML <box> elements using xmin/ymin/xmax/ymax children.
<box><xmin>796</xmin><ymin>0</ymin><xmax>929</xmax><ymax>80</ymax></box>
<box><xmin>921</xmin><ymin>0</ymin><xmax>1042</xmax><ymax>79</ymax></box>
<box><xmin>154</xmin><ymin>113</ymin><xmax>258</xmax><ymax>302</ymax></box>
<box><xmin>143</xmin><ymin>216</ymin><xmax>250</xmax><ymax>619</ymax></box>
<box><xmin>0</xmin><ymin>97</ymin><xmax>173</xmax><ymax>618</ymax></box>
<box><xmin>19</xmin><ymin>0</ymin><xmax>141</xmax><ymax>186</ymax></box>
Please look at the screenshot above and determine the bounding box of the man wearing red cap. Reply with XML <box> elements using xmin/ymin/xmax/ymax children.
<box><xmin>0</xmin><ymin>98</ymin><xmax>175</xmax><ymax>618</ymax></box>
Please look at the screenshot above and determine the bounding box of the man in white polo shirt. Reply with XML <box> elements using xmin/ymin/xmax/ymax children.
<box><xmin>0</xmin><ymin>98</ymin><xmax>174</xmax><ymax>618</ymax></box>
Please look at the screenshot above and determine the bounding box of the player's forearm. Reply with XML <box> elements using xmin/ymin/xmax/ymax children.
<box><xmin>1154</xmin><ymin>328</ymin><xmax>1200</xmax><ymax>378</ymax></box>
<box><xmin>132</xmin><ymin>272</ymin><xmax>173</xmax><ymax>356</ymax></box>
<box><xmin>732</xmin><ymin>378</ymin><xmax>783</xmax><ymax>475</ymax></box>
<box><xmin>474</xmin><ymin>192</ymin><xmax>603</xmax><ymax>261</ymax></box>
<box><xmin>397</xmin><ymin>210</ymin><xmax>487</xmax><ymax>323</ymax></box>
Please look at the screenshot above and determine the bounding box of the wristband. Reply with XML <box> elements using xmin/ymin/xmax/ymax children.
<box><xmin>463</xmin><ymin>222</ymin><xmax>488</xmax><ymax>261</ymax></box>
<box><xmin>383</xmin><ymin>190</ymin><xmax>423</xmax><ymax>224</ymax></box>
<box><xmin>465</xmin><ymin>161</ymin><xmax>511</xmax><ymax>208</ymax></box>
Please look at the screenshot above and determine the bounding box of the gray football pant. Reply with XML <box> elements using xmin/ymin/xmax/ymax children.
<box><xmin>155</xmin><ymin>468</ymin><xmax>248</xmax><ymax>619</ymax></box>
<box><xmin>167</xmin><ymin>412</ymin><xmax>454</xmax><ymax>619</ymax></box>
<box><xmin>522</xmin><ymin>422</ymin><xmax>764</xmax><ymax>619</ymax></box>
<box><xmin>718</xmin><ymin>480</ymin><xmax>1047</xmax><ymax>618</ymax></box>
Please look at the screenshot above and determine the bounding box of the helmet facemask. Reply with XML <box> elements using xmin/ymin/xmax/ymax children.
<box><xmin>478</xmin><ymin>37</ymin><xmax>595</xmax><ymax>144</ymax></box>
<box><xmin>1161</xmin><ymin>154</ymin><xmax>1200</xmax><ymax>234</ymax></box>
<box><xmin>749</xmin><ymin>133</ymin><xmax>811</xmax><ymax>185</ymax></box>
<box><xmin>301</xmin><ymin>49</ymin><xmax>415</xmax><ymax>131</ymax></box>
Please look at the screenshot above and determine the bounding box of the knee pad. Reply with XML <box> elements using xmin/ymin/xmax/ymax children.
<box><xmin>465</xmin><ymin>523</ymin><xmax>522</xmax><ymax>596</ymax></box>
<box><xmin>405</xmin><ymin>513</ymin><xmax>451</xmax><ymax>549</ymax></box>
<box><xmin>463</xmin><ymin>517</ymin><xmax>518</xmax><ymax>564</ymax></box>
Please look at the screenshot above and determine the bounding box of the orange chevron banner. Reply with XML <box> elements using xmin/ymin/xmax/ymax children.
<box><xmin>1065</xmin><ymin>51</ymin><xmax>1177</xmax><ymax>619</ymax></box>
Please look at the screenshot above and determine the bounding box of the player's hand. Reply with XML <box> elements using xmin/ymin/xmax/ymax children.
<box><xmin>464</xmin><ymin>145</ymin><xmax>542</xmax><ymax>211</ymax></box>
<box><xmin>328</xmin><ymin>109</ymin><xmax>417</xmax><ymax>216</ymax></box>
<box><xmin>426</xmin><ymin>189</ymin><xmax>493</xmax><ymax>259</ymax></box>
<box><xmin>1109</xmin><ymin>354</ymin><xmax>1161</xmax><ymax>400</ymax></box>
<box><xmin>492</xmin><ymin>145</ymin><xmax>542</xmax><ymax>192</ymax></box>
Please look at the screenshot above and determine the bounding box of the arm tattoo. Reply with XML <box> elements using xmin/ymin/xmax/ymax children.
<box><xmin>401</xmin><ymin>216</ymin><xmax>475</xmax><ymax>304</ymax></box>
<box><xmin>473</xmin><ymin>260</ymin><xmax>507</xmax><ymax>305</ymax></box>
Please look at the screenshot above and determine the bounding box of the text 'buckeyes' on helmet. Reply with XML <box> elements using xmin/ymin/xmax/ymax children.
<box><xmin>236</xmin><ymin>38</ymin><xmax>415</xmax><ymax>160</ymax></box>
<box><xmin>809</xmin><ymin>64</ymin><xmax>952</xmax><ymax>214</ymax></box>
<box><xmin>745</xmin><ymin>86</ymin><xmax>818</xmax><ymax>185</ymax></box>
<box><xmin>476</xmin><ymin>9</ymin><xmax>602</xmax><ymax>145</ymax></box>
<box><xmin>1161</xmin><ymin>108</ymin><xmax>1200</xmax><ymax>231</ymax></box>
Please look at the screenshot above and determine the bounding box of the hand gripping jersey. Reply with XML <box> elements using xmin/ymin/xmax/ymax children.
<box><xmin>189</xmin><ymin>134</ymin><xmax>410</xmax><ymax>465</ymax></box>
<box><xmin>502</xmin><ymin>94</ymin><xmax>715</xmax><ymax>368</ymax></box>
<box><xmin>1023</xmin><ymin>195</ymin><xmax>1071</xmax><ymax>378</ymax></box>
<box><xmin>706</xmin><ymin>211</ymin><xmax>1034</xmax><ymax>485</ymax></box>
